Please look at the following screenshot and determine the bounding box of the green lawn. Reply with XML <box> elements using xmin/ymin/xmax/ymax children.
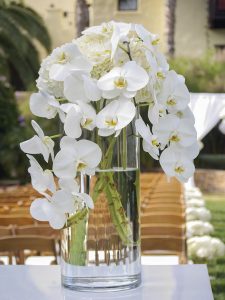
<box><xmin>203</xmin><ymin>194</ymin><xmax>225</xmax><ymax>300</ymax></box>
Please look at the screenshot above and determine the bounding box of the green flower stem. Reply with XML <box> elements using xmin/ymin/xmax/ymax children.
<box><xmin>69</xmin><ymin>216</ymin><xmax>88</xmax><ymax>265</ymax></box>
<box><xmin>122</xmin><ymin>128</ymin><xmax>127</xmax><ymax>170</ymax></box>
<box><xmin>64</xmin><ymin>136</ymin><xmax>133</xmax><ymax>265</ymax></box>
<box><xmin>101</xmin><ymin>172</ymin><xmax>133</xmax><ymax>245</ymax></box>
<box><xmin>49</xmin><ymin>133</ymin><xmax>62</xmax><ymax>139</ymax></box>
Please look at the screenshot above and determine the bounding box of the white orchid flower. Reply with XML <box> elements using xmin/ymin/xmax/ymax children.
<box><xmin>30</xmin><ymin>190</ymin><xmax>75</xmax><ymax>229</ymax></box>
<box><xmin>135</xmin><ymin>118</ymin><xmax>159</xmax><ymax>160</ymax></box>
<box><xmin>97</xmin><ymin>61</ymin><xmax>149</xmax><ymax>99</ymax></box>
<box><xmin>148</xmin><ymin>102</ymin><xmax>166</xmax><ymax>125</ymax></box>
<box><xmin>96</xmin><ymin>99</ymin><xmax>136</xmax><ymax>137</ymax></box>
<box><xmin>176</xmin><ymin>106</ymin><xmax>195</xmax><ymax>123</ymax></box>
<box><xmin>53</xmin><ymin>137</ymin><xmax>102</xmax><ymax>178</ymax></box>
<box><xmin>178</xmin><ymin>141</ymin><xmax>200</xmax><ymax>160</ymax></box>
<box><xmin>157</xmin><ymin>70</ymin><xmax>190</xmax><ymax>112</ymax></box>
<box><xmin>110</xmin><ymin>21</ymin><xmax>131</xmax><ymax>58</ymax></box>
<box><xmin>27</xmin><ymin>154</ymin><xmax>56</xmax><ymax>194</ymax></box>
<box><xmin>135</xmin><ymin>24</ymin><xmax>160</xmax><ymax>51</ymax></box>
<box><xmin>154</xmin><ymin>51</ymin><xmax>169</xmax><ymax>76</ymax></box>
<box><xmin>82</xmin><ymin>22</ymin><xmax>113</xmax><ymax>36</ymax></box>
<box><xmin>49</xmin><ymin>43</ymin><xmax>92</xmax><ymax>81</ymax></box>
<box><xmin>59</xmin><ymin>178</ymin><xmax>94</xmax><ymax>210</ymax></box>
<box><xmin>64</xmin><ymin>72</ymin><xmax>101</xmax><ymax>103</ymax></box>
<box><xmin>153</xmin><ymin>114</ymin><xmax>197</xmax><ymax>148</ymax></box>
<box><xmin>159</xmin><ymin>147</ymin><xmax>195</xmax><ymax>182</ymax></box>
<box><xmin>82</xmin><ymin>21</ymin><xmax>131</xmax><ymax>59</ymax></box>
<box><xmin>63</xmin><ymin>102</ymin><xmax>96</xmax><ymax>139</ymax></box>
<box><xmin>30</xmin><ymin>92</ymin><xmax>65</xmax><ymax>122</ymax></box>
<box><xmin>20</xmin><ymin>120</ymin><xmax>54</xmax><ymax>162</ymax></box>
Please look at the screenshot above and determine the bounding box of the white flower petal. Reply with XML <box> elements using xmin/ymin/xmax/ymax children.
<box><xmin>98</xmin><ymin>128</ymin><xmax>115</xmax><ymax>136</ymax></box>
<box><xmin>76</xmin><ymin>140</ymin><xmax>102</xmax><ymax>170</ymax></box>
<box><xmin>30</xmin><ymin>92</ymin><xmax>57</xmax><ymax>119</ymax></box>
<box><xmin>47</xmin><ymin>208</ymin><xmax>67</xmax><ymax>229</ymax></box>
<box><xmin>59</xmin><ymin>178</ymin><xmax>80</xmax><ymax>193</ymax></box>
<box><xmin>135</xmin><ymin>118</ymin><xmax>152</xmax><ymax>141</ymax></box>
<box><xmin>20</xmin><ymin>136</ymin><xmax>43</xmax><ymax>155</ymax></box>
<box><xmin>53</xmin><ymin>149</ymin><xmax>77</xmax><ymax>179</ymax></box>
<box><xmin>30</xmin><ymin>198</ymin><xmax>49</xmax><ymax>222</ymax></box>
<box><xmin>83</xmin><ymin>75</ymin><xmax>101</xmax><ymax>101</ymax></box>
<box><xmin>51</xmin><ymin>190</ymin><xmax>75</xmax><ymax>214</ymax></box>
<box><xmin>79</xmin><ymin>193</ymin><xmax>94</xmax><ymax>209</ymax></box>
<box><xmin>31</xmin><ymin>120</ymin><xmax>45</xmax><ymax>139</ymax></box>
<box><xmin>124</xmin><ymin>61</ymin><xmax>149</xmax><ymax>92</ymax></box>
<box><xmin>64</xmin><ymin>107</ymin><xmax>82</xmax><ymax>138</ymax></box>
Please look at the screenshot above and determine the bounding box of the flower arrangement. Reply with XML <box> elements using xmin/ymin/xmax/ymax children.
<box><xmin>20</xmin><ymin>21</ymin><xmax>198</xmax><ymax>230</ymax></box>
<box><xmin>186</xmin><ymin>220</ymin><xmax>214</xmax><ymax>238</ymax></box>
<box><xmin>188</xmin><ymin>236</ymin><xmax>225</xmax><ymax>260</ymax></box>
<box><xmin>186</xmin><ymin>207</ymin><xmax>211</xmax><ymax>222</ymax></box>
<box><xmin>185</xmin><ymin>185</ymin><xmax>225</xmax><ymax>260</ymax></box>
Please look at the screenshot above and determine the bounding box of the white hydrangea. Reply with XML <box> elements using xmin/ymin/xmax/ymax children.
<box><xmin>185</xmin><ymin>198</ymin><xmax>205</xmax><ymax>208</ymax></box>
<box><xmin>186</xmin><ymin>220</ymin><xmax>214</xmax><ymax>238</ymax></box>
<box><xmin>188</xmin><ymin>236</ymin><xmax>225</xmax><ymax>260</ymax></box>
<box><xmin>186</xmin><ymin>207</ymin><xmax>211</xmax><ymax>222</ymax></box>
<box><xmin>37</xmin><ymin>56</ymin><xmax>64</xmax><ymax>98</ymax></box>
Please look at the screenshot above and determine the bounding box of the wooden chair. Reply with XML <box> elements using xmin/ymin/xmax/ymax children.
<box><xmin>141</xmin><ymin>235</ymin><xmax>187</xmax><ymax>263</ymax></box>
<box><xmin>141</xmin><ymin>213</ymin><xmax>185</xmax><ymax>225</ymax></box>
<box><xmin>0</xmin><ymin>235</ymin><xmax>59</xmax><ymax>264</ymax></box>
<box><xmin>141</xmin><ymin>224</ymin><xmax>185</xmax><ymax>237</ymax></box>
<box><xmin>0</xmin><ymin>215</ymin><xmax>36</xmax><ymax>226</ymax></box>
<box><xmin>14</xmin><ymin>224</ymin><xmax>58</xmax><ymax>237</ymax></box>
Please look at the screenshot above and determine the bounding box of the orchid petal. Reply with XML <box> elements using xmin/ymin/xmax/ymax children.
<box><xmin>30</xmin><ymin>198</ymin><xmax>49</xmax><ymax>222</ymax></box>
<box><xmin>64</xmin><ymin>107</ymin><xmax>82</xmax><ymax>138</ymax></box>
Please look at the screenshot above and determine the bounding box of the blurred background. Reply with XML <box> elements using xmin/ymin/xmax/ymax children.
<box><xmin>0</xmin><ymin>0</ymin><xmax>225</xmax><ymax>298</ymax></box>
<box><xmin>1</xmin><ymin>0</ymin><xmax>225</xmax><ymax>179</ymax></box>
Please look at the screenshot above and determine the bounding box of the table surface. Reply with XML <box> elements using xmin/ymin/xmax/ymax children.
<box><xmin>0</xmin><ymin>265</ymin><xmax>213</xmax><ymax>300</ymax></box>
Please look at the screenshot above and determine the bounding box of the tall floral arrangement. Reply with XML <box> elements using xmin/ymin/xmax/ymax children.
<box><xmin>20</xmin><ymin>21</ymin><xmax>198</xmax><ymax>230</ymax></box>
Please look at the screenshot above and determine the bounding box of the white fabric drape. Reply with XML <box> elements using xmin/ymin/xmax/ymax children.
<box><xmin>190</xmin><ymin>93</ymin><xmax>225</xmax><ymax>141</ymax></box>
<box><xmin>187</xmin><ymin>93</ymin><xmax>225</xmax><ymax>188</ymax></box>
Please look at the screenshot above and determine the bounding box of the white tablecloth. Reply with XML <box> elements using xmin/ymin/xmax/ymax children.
<box><xmin>0</xmin><ymin>265</ymin><xmax>213</xmax><ymax>300</ymax></box>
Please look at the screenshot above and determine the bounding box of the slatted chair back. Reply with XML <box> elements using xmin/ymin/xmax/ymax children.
<box><xmin>0</xmin><ymin>235</ymin><xmax>58</xmax><ymax>264</ymax></box>
<box><xmin>141</xmin><ymin>235</ymin><xmax>186</xmax><ymax>258</ymax></box>
<box><xmin>141</xmin><ymin>213</ymin><xmax>185</xmax><ymax>225</ymax></box>
<box><xmin>14</xmin><ymin>224</ymin><xmax>59</xmax><ymax>238</ymax></box>
<box><xmin>0</xmin><ymin>215</ymin><xmax>37</xmax><ymax>226</ymax></box>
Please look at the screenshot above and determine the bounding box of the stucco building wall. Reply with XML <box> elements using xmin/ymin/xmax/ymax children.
<box><xmin>25</xmin><ymin>0</ymin><xmax>76</xmax><ymax>53</ymax></box>
<box><xmin>175</xmin><ymin>0</ymin><xmax>225</xmax><ymax>57</ymax></box>
<box><xmin>23</xmin><ymin>0</ymin><xmax>225</xmax><ymax>58</ymax></box>
<box><xmin>90</xmin><ymin>0</ymin><xmax>166</xmax><ymax>52</ymax></box>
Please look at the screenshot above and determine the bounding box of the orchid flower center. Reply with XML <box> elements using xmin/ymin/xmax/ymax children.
<box><xmin>167</xmin><ymin>97</ymin><xmax>176</xmax><ymax>106</ymax></box>
<box><xmin>43</xmin><ymin>136</ymin><xmax>52</xmax><ymax>145</ymax></box>
<box><xmin>57</xmin><ymin>52</ymin><xmax>68</xmax><ymax>64</ymax></box>
<box><xmin>152</xmin><ymin>38</ymin><xmax>160</xmax><ymax>45</ymax></box>
<box><xmin>73</xmin><ymin>195</ymin><xmax>84</xmax><ymax>211</ymax></box>
<box><xmin>157</xmin><ymin>72</ymin><xmax>164</xmax><ymax>79</ymax></box>
<box><xmin>114</xmin><ymin>77</ymin><xmax>127</xmax><ymax>89</ymax></box>
<box><xmin>176</xmin><ymin>111</ymin><xmax>183</xmax><ymax>118</ymax></box>
<box><xmin>105</xmin><ymin>117</ymin><xmax>118</xmax><ymax>128</ymax></box>
<box><xmin>151</xmin><ymin>139</ymin><xmax>159</xmax><ymax>147</ymax></box>
<box><xmin>174</xmin><ymin>165</ymin><xmax>185</xmax><ymax>174</ymax></box>
<box><xmin>82</xmin><ymin>118</ymin><xmax>93</xmax><ymax>128</ymax></box>
<box><xmin>101</xmin><ymin>23</ymin><xmax>112</xmax><ymax>34</ymax></box>
<box><xmin>159</xmin><ymin>109</ymin><xmax>165</xmax><ymax>116</ymax></box>
<box><xmin>77</xmin><ymin>161</ymin><xmax>87</xmax><ymax>171</ymax></box>
<box><xmin>169</xmin><ymin>132</ymin><xmax>180</xmax><ymax>142</ymax></box>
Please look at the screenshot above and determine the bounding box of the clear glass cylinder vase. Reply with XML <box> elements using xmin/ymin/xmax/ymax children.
<box><xmin>61</xmin><ymin>117</ymin><xmax>141</xmax><ymax>291</ymax></box>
